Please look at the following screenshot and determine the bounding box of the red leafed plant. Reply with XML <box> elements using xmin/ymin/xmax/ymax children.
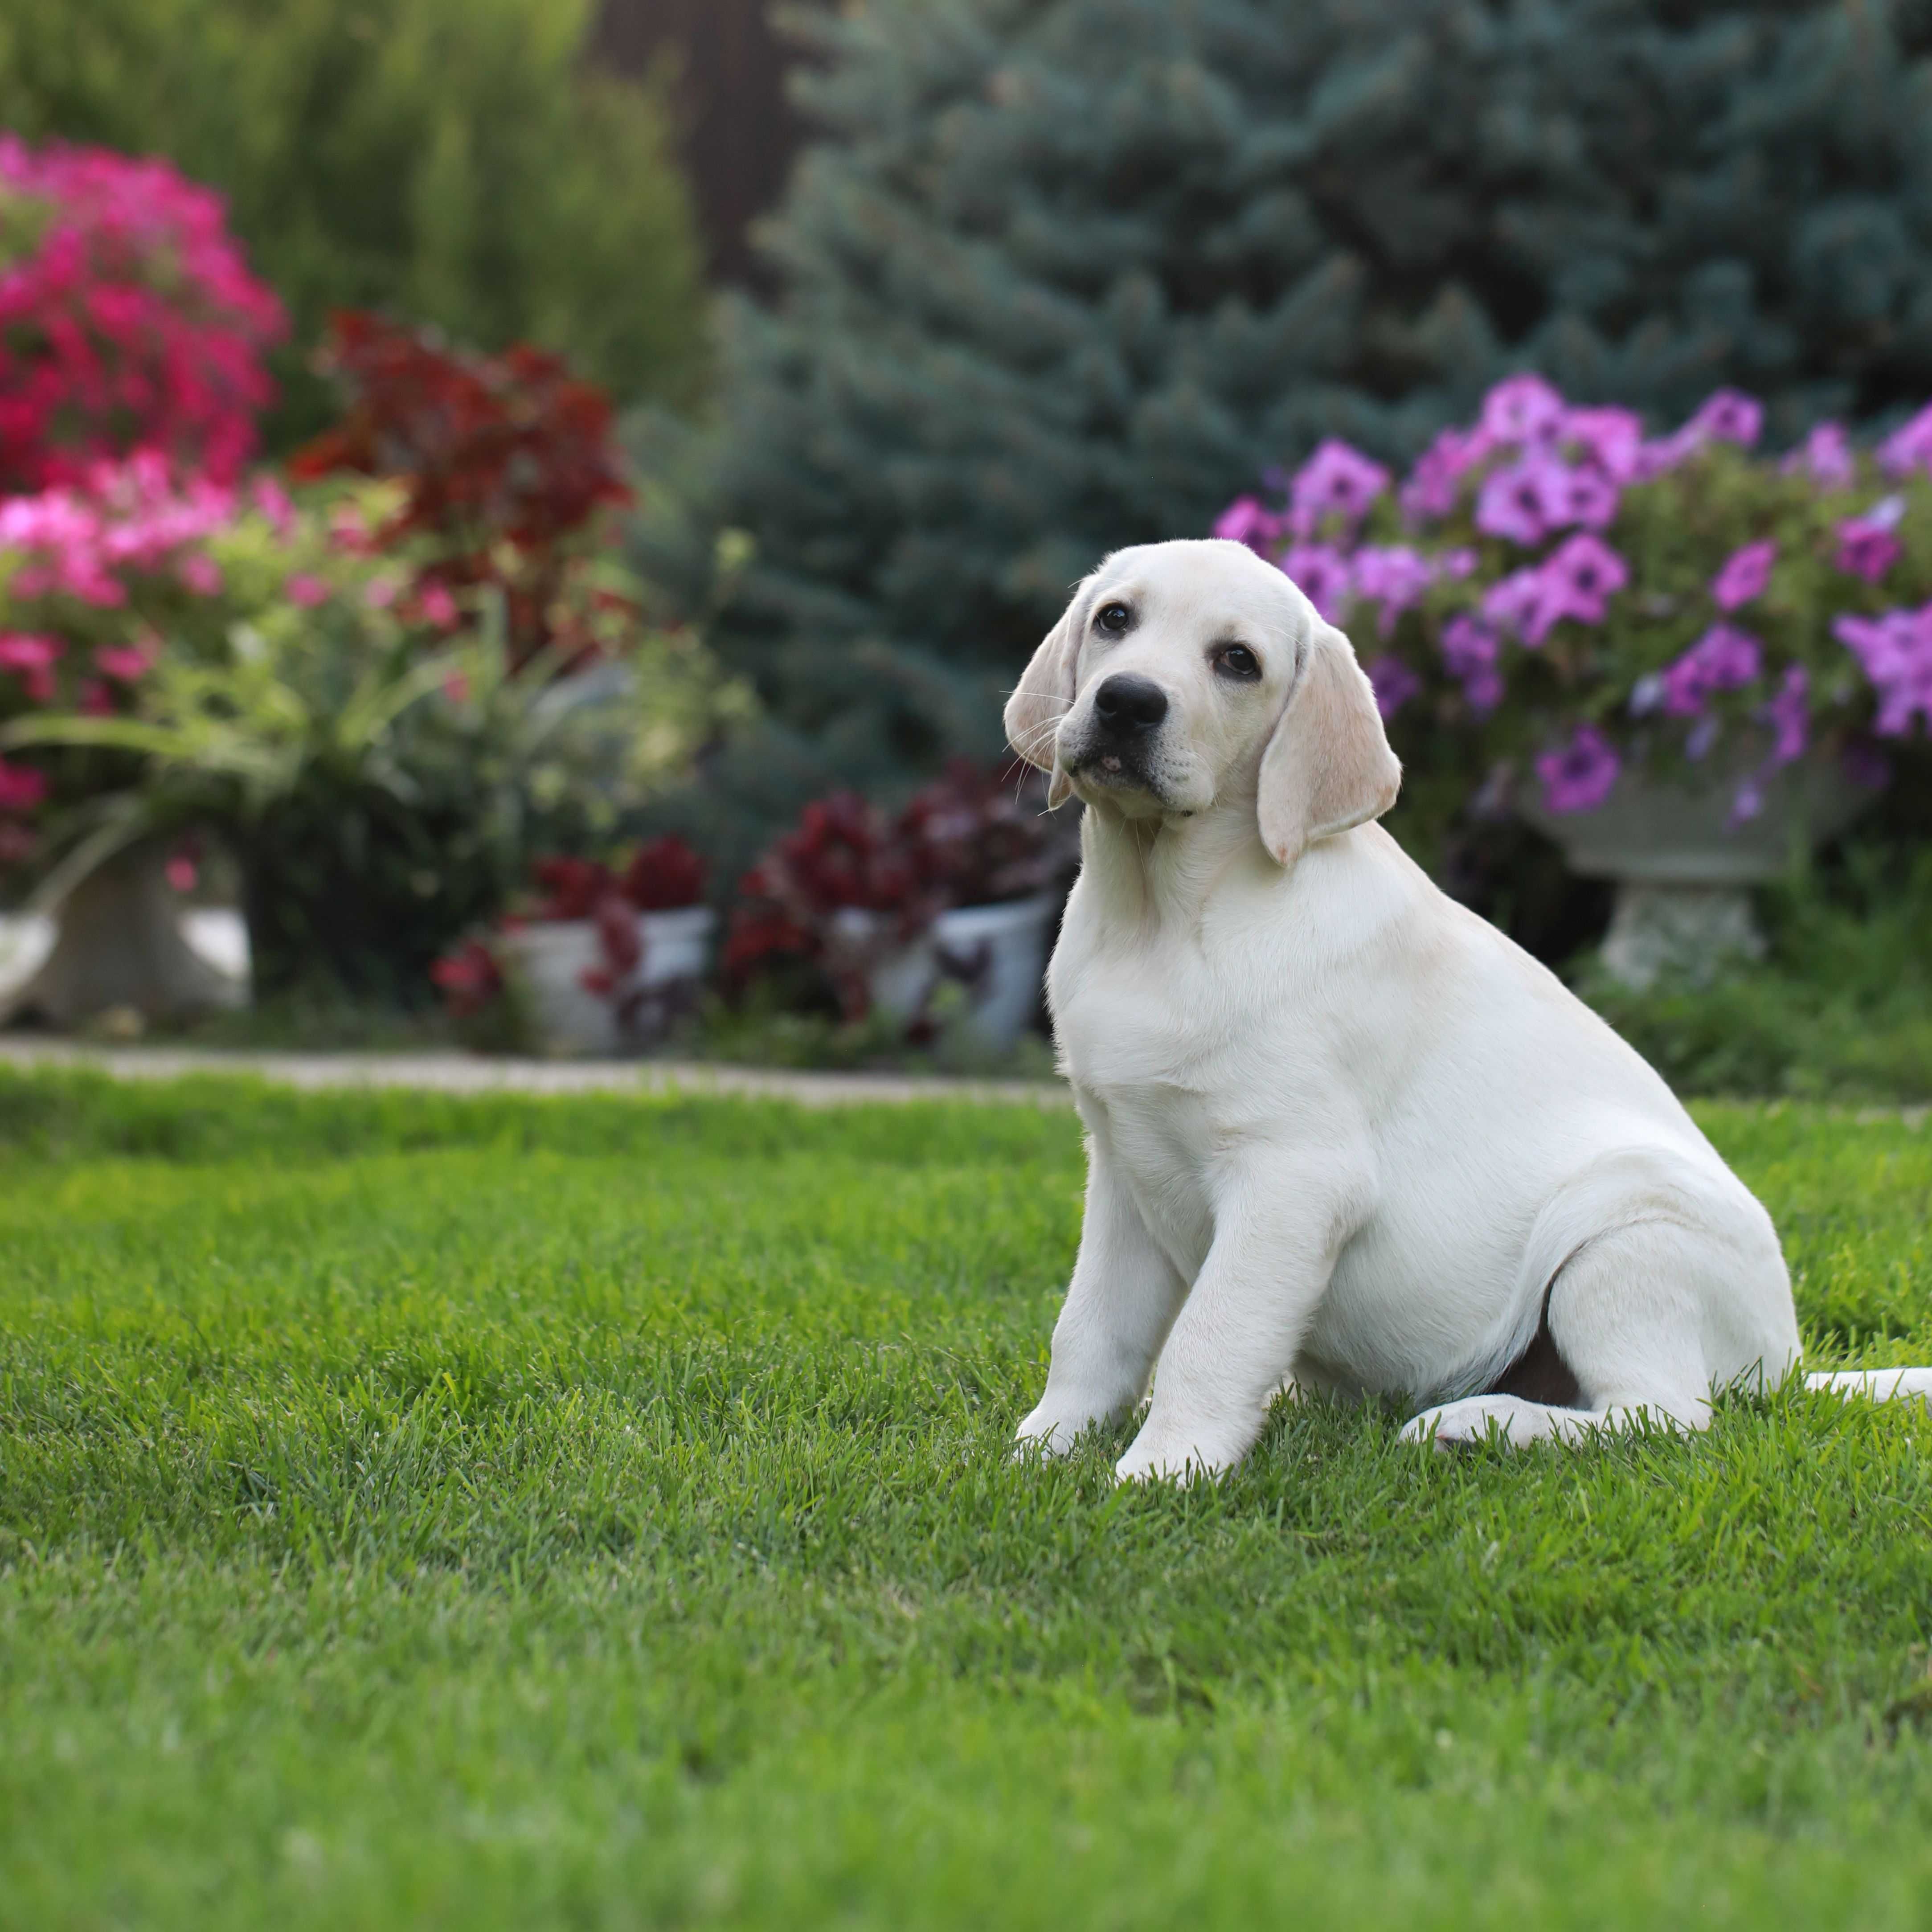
<box><xmin>288</xmin><ymin>311</ymin><xmax>633</xmax><ymax>670</ymax></box>
<box><xmin>0</xmin><ymin>138</ymin><xmax>285</xmax><ymax>493</ymax></box>
<box><xmin>723</xmin><ymin>766</ymin><xmax>1066</xmax><ymax>1022</ymax></box>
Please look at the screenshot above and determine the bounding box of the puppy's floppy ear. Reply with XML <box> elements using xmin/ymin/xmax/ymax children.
<box><xmin>1004</xmin><ymin>585</ymin><xmax>1087</xmax><ymax>808</ymax></box>
<box><xmin>1256</xmin><ymin>622</ymin><xmax>1402</xmax><ymax>867</ymax></box>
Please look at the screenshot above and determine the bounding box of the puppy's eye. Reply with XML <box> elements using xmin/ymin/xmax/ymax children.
<box><xmin>1214</xmin><ymin>643</ymin><xmax>1261</xmax><ymax>681</ymax></box>
<box><xmin>1095</xmin><ymin>602</ymin><xmax>1132</xmax><ymax>636</ymax></box>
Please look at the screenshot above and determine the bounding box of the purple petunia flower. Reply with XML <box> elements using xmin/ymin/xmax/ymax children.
<box><xmin>1279</xmin><ymin>543</ymin><xmax>1354</xmax><ymax>623</ymax></box>
<box><xmin>1782</xmin><ymin>422</ymin><xmax>1856</xmax><ymax>490</ymax></box>
<box><xmin>1536</xmin><ymin>724</ymin><xmax>1621</xmax><ymax>814</ymax></box>
<box><xmin>1559</xmin><ymin>406</ymin><xmax>1645</xmax><ymax>482</ymax></box>
<box><xmin>1399</xmin><ymin>426</ymin><xmax>1494</xmax><ymax>523</ymax></box>
<box><xmin>1214</xmin><ymin>496</ymin><xmax>1284</xmax><ymax>551</ymax></box>
<box><xmin>1481</xmin><ymin>566</ymin><xmax>1550</xmax><ymax>643</ymax></box>
<box><xmin>1687</xmin><ymin>389</ymin><xmax>1764</xmax><ymax>450</ymax></box>
<box><xmin>1367</xmin><ymin>654</ymin><xmax>1420</xmax><ymax>720</ymax></box>
<box><xmin>1660</xmin><ymin>624</ymin><xmax>1764</xmax><ymax>717</ymax></box>
<box><xmin>1479</xmin><ymin>374</ymin><xmax>1567</xmax><ymax>446</ymax></box>
<box><xmin>1350</xmin><ymin>544</ymin><xmax>1437</xmax><ymax>635</ymax></box>
<box><xmin>1711</xmin><ymin>540</ymin><xmax>1776</xmax><ymax>612</ymax></box>
<box><xmin>1877</xmin><ymin>403</ymin><xmax>1932</xmax><ymax>481</ymax></box>
<box><xmin>1441</xmin><ymin>614</ymin><xmax>1503</xmax><ymax>714</ymax></box>
<box><xmin>1835</xmin><ymin>513</ymin><xmax>1903</xmax><ymax>584</ymax></box>
<box><xmin>1542</xmin><ymin>463</ymin><xmax>1621</xmax><ymax>531</ymax></box>
<box><xmin>1288</xmin><ymin>439</ymin><xmax>1391</xmax><ymax>536</ymax></box>
<box><xmin>1764</xmin><ymin>665</ymin><xmax>1809</xmax><ymax>765</ymax></box>
<box><xmin>1537</xmin><ymin>533</ymin><xmax>1629</xmax><ymax>624</ymax></box>
<box><xmin>1834</xmin><ymin>604</ymin><xmax>1932</xmax><ymax>737</ymax></box>
<box><xmin>1474</xmin><ymin>460</ymin><xmax>1553</xmax><ymax>546</ymax></box>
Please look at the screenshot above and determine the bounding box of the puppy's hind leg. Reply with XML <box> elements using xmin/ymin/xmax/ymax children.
<box><xmin>1805</xmin><ymin>1368</ymin><xmax>1932</xmax><ymax>1411</ymax></box>
<box><xmin>1403</xmin><ymin>1217</ymin><xmax>1778</xmax><ymax>1450</ymax></box>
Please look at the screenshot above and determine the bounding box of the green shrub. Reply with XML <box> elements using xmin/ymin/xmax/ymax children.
<box><xmin>0</xmin><ymin>0</ymin><xmax>709</xmax><ymax>445</ymax></box>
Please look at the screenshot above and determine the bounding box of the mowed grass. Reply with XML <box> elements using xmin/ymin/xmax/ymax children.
<box><xmin>3</xmin><ymin>1072</ymin><xmax>1932</xmax><ymax>1929</ymax></box>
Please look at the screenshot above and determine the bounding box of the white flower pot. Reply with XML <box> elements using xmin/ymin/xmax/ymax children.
<box><xmin>836</xmin><ymin>891</ymin><xmax>1059</xmax><ymax>1049</ymax></box>
<box><xmin>497</xmin><ymin>905</ymin><xmax>712</xmax><ymax>1056</ymax></box>
<box><xmin>1517</xmin><ymin>743</ymin><xmax>1880</xmax><ymax>989</ymax></box>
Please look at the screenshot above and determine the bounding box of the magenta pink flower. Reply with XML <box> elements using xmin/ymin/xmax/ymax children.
<box><xmin>1877</xmin><ymin>403</ymin><xmax>1932</xmax><ymax>481</ymax></box>
<box><xmin>1711</xmin><ymin>540</ymin><xmax>1776</xmax><ymax>612</ymax></box>
<box><xmin>1349</xmin><ymin>544</ymin><xmax>1436</xmax><ymax>635</ymax></box>
<box><xmin>1367</xmin><ymin>654</ymin><xmax>1420</xmax><ymax>720</ymax></box>
<box><xmin>1539</xmin><ymin>462</ymin><xmax>1620</xmax><ymax>531</ymax></box>
<box><xmin>1532</xmin><ymin>533</ymin><xmax>1629</xmax><ymax>635</ymax></box>
<box><xmin>1441</xmin><ymin>614</ymin><xmax>1503</xmax><ymax>714</ymax></box>
<box><xmin>1479</xmin><ymin>374</ymin><xmax>1566</xmax><ymax>445</ymax></box>
<box><xmin>1288</xmin><ymin>440</ymin><xmax>1390</xmax><ymax>535</ymax></box>
<box><xmin>283</xmin><ymin>572</ymin><xmax>330</xmax><ymax>608</ymax></box>
<box><xmin>0</xmin><ymin>757</ymin><xmax>49</xmax><ymax>813</ymax></box>
<box><xmin>418</xmin><ymin>581</ymin><xmax>461</xmax><ymax>629</ymax></box>
<box><xmin>93</xmin><ymin>642</ymin><xmax>155</xmax><ymax>683</ymax></box>
<box><xmin>1536</xmin><ymin>725</ymin><xmax>1621</xmax><ymax>814</ymax></box>
<box><xmin>0</xmin><ymin>631</ymin><xmax>64</xmax><ymax>704</ymax></box>
<box><xmin>1661</xmin><ymin>625</ymin><xmax>1764</xmax><ymax>717</ymax></box>
<box><xmin>1279</xmin><ymin>544</ymin><xmax>1353</xmax><ymax>623</ymax></box>
<box><xmin>165</xmin><ymin>852</ymin><xmax>198</xmax><ymax>893</ymax></box>
<box><xmin>177</xmin><ymin>551</ymin><xmax>223</xmax><ymax>596</ymax></box>
<box><xmin>1783</xmin><ymin>422</ymin><xmax>1855</xmax><ymax>490</ymax></box>
<box><xmin>77</xmin><ymin>678</ymin><xmax>116</xmax><ymax>717</ymax></box>
<box><xmin>1480</xmin><ymin>567</ymin><xmax>1548</xmax><ymax>643</ymax></box>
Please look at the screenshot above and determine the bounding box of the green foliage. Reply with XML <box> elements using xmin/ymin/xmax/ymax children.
<box><xmin>3</xmin><ymin>1076</ymin><xmax>1932</xmax><ymax>1924</ymax></box>
<box><xmin>718</xmin><ymin>0</ymin><xmax>1932</xmax><ymax>800</ymax></box>
<box><xmin>1580</xmin><ymin>848</ymin><xmax>1932</xmax><ymax>1101</ymax></box>
<box><xmin>0</xmin><ymin>0</ymin><xmax>709</xmax><ymax>445</ymax></box>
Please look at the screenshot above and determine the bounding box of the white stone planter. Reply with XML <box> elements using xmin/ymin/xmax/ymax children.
<box><xmin>0</xmin><ymin>841</ymin><xmax>250</xmax><ymax>1027</ymax></box>
<box><xmin>1518</xmin><ymin>744</ymin><xmax>1879</xmax><ymax>988</ymax></box>
<box><xmin>496</xmin><ymin>905</ymin><xmax>712</xmax><ymax>1056</ymax></box>
<box><xmin>834</xmin><ymin>891</ymin><xmax>1059</xmax><ymax>1049</ymax></box>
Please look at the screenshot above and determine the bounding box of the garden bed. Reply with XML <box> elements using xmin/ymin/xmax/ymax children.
<box><xmin>2</xmin><ymin>1072</ymin><xmax>1931</xmax><ymax>1928</ymax></box>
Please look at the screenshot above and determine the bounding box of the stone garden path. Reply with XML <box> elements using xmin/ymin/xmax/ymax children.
<box><xmin>0</xmin><ymin>1037</ymin><xmax>1072</xmax><ymax>1109</ymax></box>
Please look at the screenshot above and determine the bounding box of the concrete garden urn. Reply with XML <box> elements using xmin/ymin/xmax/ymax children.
<box><xmin>496</xmin><ymin>905</ymin><xmax>714</xmax><ymax>1056</ymax></box>
<box><xmin>831</xmin><ymin>889</ymin><xmax>1060</xmax><ymax>1049</ymax></box>
<box><xmin>1517</xmin><ymin>744</ymin><xmax>1879</xmax><ymax>989</ymax></box>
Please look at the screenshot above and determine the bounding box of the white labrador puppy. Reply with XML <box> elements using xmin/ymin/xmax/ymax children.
<box><xmin>1005</xmin><ymin>538</ymin><xmax>1931</xmax><ymax>1482</ymax></box>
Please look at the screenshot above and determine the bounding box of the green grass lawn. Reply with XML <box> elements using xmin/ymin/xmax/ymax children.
<box><xmin>4</xmin><ymin>1071</ymin><xmax>1932</xmax><ymax>1929</ymax></box>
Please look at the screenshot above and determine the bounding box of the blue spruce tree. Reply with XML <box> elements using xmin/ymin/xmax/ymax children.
<box><xmin>716</xmin><ymin>0</ymin><xmax>1932</xmax><ymax>802</ymax></box>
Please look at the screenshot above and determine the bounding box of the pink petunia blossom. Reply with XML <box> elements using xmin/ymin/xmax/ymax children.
<box><xmin>1834</xmin><ymin>605</ymin><xmax>1932</xmax><ymax>737</ymax></box>
<box><xmin>1782</xmin><ymin>422</ymin><xmax>1856</xmax><ymax>490</ymax></box>
<box><xmin>1533</xmin><ymin>533</ymin><xmax>1629</xmax><ymax>633</ymax></box>
<box><xmin>1711</xmin><ymin>540</ymin><xmax>1776</xmax><ymax>612</ymax></box>
<box><xmin>418</xmin><ymin>581</ymin><xmax>461</xmax><ymax>630</ymax></box>
<box><xmin>1367</xmin><ymin>654</ymin><xmax>1420</xmax><ymax>720</ymax></box>
<box><xmin>363</xmin><ymin>575</ymin><xmax>401</xmax><ymax>610</ymax></box>
<box><xmin>1538</xmin><ymin>462</ymin><xmax>1620</xmax><ymax>531</ymax></box>
<box><xmin>0</xmin><ymin>757</ymin><xmax>50</xmax><ymax>812</ymax></box>
<box><xmin>1660</xmin><ymin>624</ymin><xmax>1764</xmax><ymax>717</ymax></box>
<box><xmin>94</xmin><ymin>643</ymin><xmax>155</xmax><ymax>683</ymax></box>
<box><xmin>283</xmin><ymin>572</ymin><xmax>330</xmax><ymax>608</ymax></box>
<box><xmin>165</xmin><ymin>853</ymin><xmax>198</xmax><ymax>892</ymax></box>
<box><xmin>1535</xmin><ymin>724</ymin><xmax>1621</xmax><ymax>814</ymax></box>
<box><xmin>177</xmin><ymin>551</ymin><xmax>223</xmax><ymax>596</ymax></box>
<box><xmin>0</xmin><ymin>631</ymin><xmax>64</xmax><ymax>704</ymax></box>
<box><xmin>1480</xmin><ymin>567</ymin><xmax>1549</xmax><ymax>643</ymax></box>
<box><xmin>1441</xmin><ymin>614</ymin><xmax>1503</xmax><ymax>714</ymax></box>
<box><xmin>77</xmin><ymin>678</ymin><xmax>116</xmax><ymax>716</ymax></box>
<box><xmin>1349</xmin><ymin>544</ymin><xmax>1437</xmax><ymax>635</ymax></box>
<box><xmin>1288</xmin><ymin>440</ymin><xmax>1391</xmax><ymax>536</ymax></box>
<box><xmin>1479</xmin><ymin>374</ymin><xmax>1566</xmax><ymax>446</ymax></box>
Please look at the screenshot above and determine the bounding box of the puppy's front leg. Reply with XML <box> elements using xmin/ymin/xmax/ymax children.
<box><xmin>1115</xmin><ymin>1156</ymin><xmax>1363</xmax><ymax>1484</ymax></box>
<box><xmin>1014</xmin><ymin>1137</ymin><xmax>1185</xmax><ymax>1458</ymax></box>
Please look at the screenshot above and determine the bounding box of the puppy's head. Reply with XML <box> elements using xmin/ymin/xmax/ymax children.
<box><xmin>1004</xmin><ymin>538</ymin><xmax>1400</xmax><ymax>864</ymax></box>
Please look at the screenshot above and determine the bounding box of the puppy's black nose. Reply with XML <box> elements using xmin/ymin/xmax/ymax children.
<box><xmin>1092</xmin><ymin>674</ymin><xmax>1168</xmax><ymax>734</ymax></box>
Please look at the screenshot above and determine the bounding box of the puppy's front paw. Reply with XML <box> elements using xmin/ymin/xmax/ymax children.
<box><xmin>1112</xmin><ymin>1425</ymin><xmax>1240</xmax><ymax>1486</ymax></box>
<box><xmin>1011</xmin><ymin>1405</ymin><xmax>1097</xmax><ymax>1461</ymax></box>
<box><xmin>1400</xmin><ymin>1394</ymin><xmax>1544</xmax><ymax>1450</ymax></box>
